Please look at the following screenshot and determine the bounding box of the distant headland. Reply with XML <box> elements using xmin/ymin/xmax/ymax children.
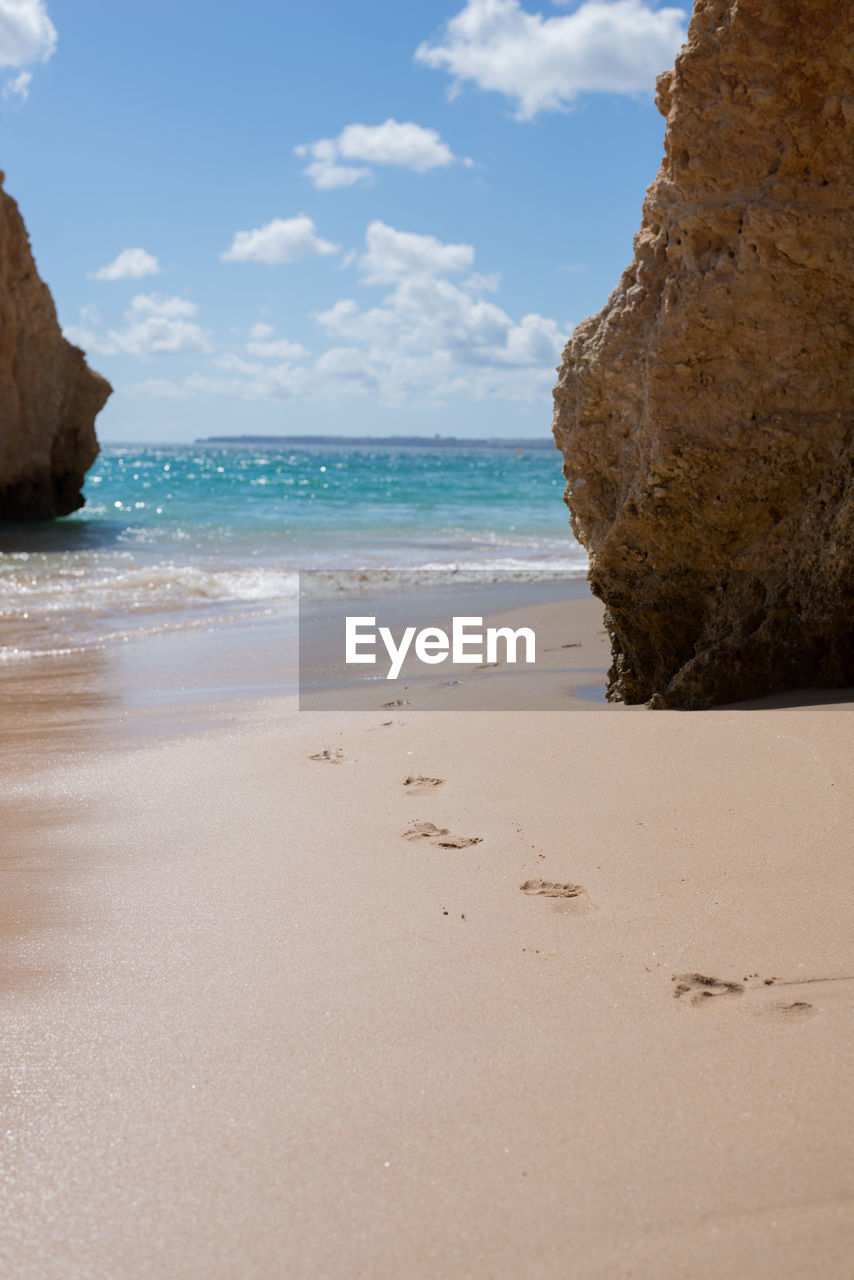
<box><xmin>194</xmin><ymin>434</ymin><xmax>556</xmax><ymax>450</ymax></box>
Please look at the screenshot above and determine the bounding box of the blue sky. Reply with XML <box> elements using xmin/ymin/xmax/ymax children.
<box><xmin>1</xmin><ymin>0</ymin><xmax>689</xmax><ymax>442</ymax></box>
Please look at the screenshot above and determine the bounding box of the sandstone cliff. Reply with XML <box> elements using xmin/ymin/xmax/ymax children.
<box><xmin>552</xmin><ymin>0</ymin><xmax>854</xmax><ymax>708</ymax></box>
<box><xmin>0</xmin><ymin>173</ymin><xmax>110</xmax><ymax>520</ymax></box>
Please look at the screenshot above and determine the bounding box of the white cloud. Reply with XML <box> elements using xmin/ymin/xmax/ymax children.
<box><xmin>339</xmin><ymin>119</ymin><xmax>456</xmax><ymax>169</ymax></box>
<box><xmin>90</xmin><ymin>247</ymin><xmax>161</xmax><ymax>281</ymax></box>
<box><xmin>415</xmin><ymin>0</ymin><xmax>686</xmax><ymax>119</ymax></box>
<box><xmin>247</xmin><ymin>322</ymin><xmax>274</xmax><ymax>340</ymax></box>
<box><xmin>0</xmin><ymin>0</ymin><xmax>56</xmax><ymax>66</ymax></box>
<box><xmin>212</xmin><ymin>352</ymin><xmax>264</xmax><ymax>376</ymax></box>
<box><xmin>65</xmin><ymin>294</ymin><xmax>210</xmax><ymax>359</ymax></box>
<box><xmin>463</xmin><ymin>271</ymin><xmax>501</xmax><ymax>293</ymax></box>
<box><xmin>293</xmin><ymin>138</ymin><xmax>370</xmax><ymax>191</ymax></box>
<box><xmin>2</xmin><ymin>67</ymin><xmax>30</xmax><ymax>99</ymax></box>
<box><xmin>129</xmin><ymin>294</ymin><xmax>196</xmax><ymax>318</ymax></box>
<box><xmin>245</xmin><ymin>323</ymin><xmax>309</xmax><ymax>361</ymax></box>
<box><xmin>296</xmin><ymin>118</ymin><xmax>467</xmax><ymax>189</ymax></box>
<box><xmin>221</xmin><ymin>214</ymin><xmax>339</xmax><ymax>264</ymax></box>
<box><xmin>358</xmin><ymin>220</ymin><xmax>474</xmax><ymax>284</ymax></box>
<box><xmin>0</xmin><ymin>0</ymin><xmax>57</xmax><ymax>99</ymax></box>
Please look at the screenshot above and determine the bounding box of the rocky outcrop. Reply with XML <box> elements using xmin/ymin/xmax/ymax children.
<box><xmin>552</xmin><ymin>0</ymin><xmax>854</xmax><ymax>708</ymax></box>
<box><xmin>0</xmin><ymin>173</ymin><xmax>110</xmax><ymax>520</ymax></box>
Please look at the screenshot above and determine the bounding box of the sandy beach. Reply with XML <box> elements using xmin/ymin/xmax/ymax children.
<box><xmin>6</xmin><ymin>0</ymin><xmax>854</xmax><ymax>1272</ymax></box>
<box><xmin>1</xmin><ymin>590</ymin><xmax>853</xmax><ymax>1279</ymax></box>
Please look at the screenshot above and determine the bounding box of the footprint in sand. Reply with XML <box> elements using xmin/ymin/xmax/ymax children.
<box><xmin>382</xmin><ymin>697</ymin><xmax>411</xmax><ymax>708</ymax></box>
<box><xmin>309</xmin><ymin>748</ymin><xmax>345</xmax><ymax>764</ymax></box>
<box><xmin>673</xmin><ymin>971</ymin><xmax>854</xmax><ymax>1016</ymax></box>
<box><xmin>404</xmin><ymin>775</ymin><xmax>444</xmax><ymax>795</ymax></box>
<box><xmin>520</xmin><ymin>878</ymin><xmax>593</xmax><ymax>913</ymax></box>
<box><xmin>672</xmin><ymin>973</ymin><xmax>744</xmax><ymax>1003</ymax></box>
<box><xmin>402</xmin><ymin>821</ymin><xmax>482</xmax><ymax>849</ymax></box>
<box><xmin>756</xmin><ymin>1000</ymin><xmax>817</xmax><ymax>1020</ymax></box>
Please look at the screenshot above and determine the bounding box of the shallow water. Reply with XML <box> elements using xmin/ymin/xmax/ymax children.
<box><xmin>0</xmin><ymin>442</ymin><xmax>584</xmax><ymax>660</ymax></box>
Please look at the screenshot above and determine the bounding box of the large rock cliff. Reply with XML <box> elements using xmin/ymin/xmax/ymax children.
<box><xmin>0</xmin><ymin>173</ymin><xmax>110</xmax><ymax>521</ymax></box>
<box><xmin>552</xmin><ymin>0</ymin><xmax>854</xmax><ymax>708</ymax></box>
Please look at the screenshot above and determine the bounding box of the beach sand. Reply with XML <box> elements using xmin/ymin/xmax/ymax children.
<box><xmin>1</xmin><ymin>592</ymin><xmax>853</xmax><ymax>1278</ymax></box>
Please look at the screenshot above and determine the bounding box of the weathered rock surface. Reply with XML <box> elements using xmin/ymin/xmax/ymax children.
<box><xmin>552</xmin><ymin>0</ymin><xmax>854</xmax><ymax>708</ymax></box>
<box><xmin>0</xmin><ymin>172</ymin><xmax>110</xmax><ymax>520</ymax></box>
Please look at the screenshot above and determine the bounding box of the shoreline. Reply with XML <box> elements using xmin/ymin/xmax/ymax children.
<box><xmin>0</xmin><ymin>577</ymin><xmax>603</xmax><ymax>747</ymax></box>
<box><xmin>2</xmin><ymin>591</ymin><xmax>854</xmax><ymax>1277</ymax></box>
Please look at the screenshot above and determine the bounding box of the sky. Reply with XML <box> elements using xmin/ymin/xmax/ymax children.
<box><xmin>0</xmin><ymin>0</ymin><xmax>689</xmax><ymax>442</ymax></box>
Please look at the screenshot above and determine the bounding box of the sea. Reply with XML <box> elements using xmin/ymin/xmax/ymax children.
<box><xmin>0</xmin><ymin>440</ymin><xmax>586</xmax><ymax>664</ymax></box>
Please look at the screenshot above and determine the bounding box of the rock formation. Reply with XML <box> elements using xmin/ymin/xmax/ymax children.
<box><xmin>0</xmin><ymin>172</ymin><xmax>110</xmax><ymax>520</ymax></box>
<box><xmin>552</xmin><ymin>0</ymin><xmax>854</xmax><ymax>708</ymax></box>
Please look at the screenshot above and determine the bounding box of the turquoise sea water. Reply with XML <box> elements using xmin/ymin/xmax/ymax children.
<box><xmin>0</xmin><ymin>442</ymin><xmax>585</xmax><ymax>660</ymax></box>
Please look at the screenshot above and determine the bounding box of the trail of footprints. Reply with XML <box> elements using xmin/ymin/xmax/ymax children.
<box><xmin>402</xmin><ymin>774</ymin><xmax>484</xmax><ymax>846</ymax></box>
<box><xmin>309</xmin><ymin>742</ymin><xmax>844</xmax><ymax>1018</ymax></box>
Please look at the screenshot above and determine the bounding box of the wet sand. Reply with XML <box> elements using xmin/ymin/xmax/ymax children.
<box><xmin>2</xmin><ymin>593</ymin><xmax>854</xmax><ymax>1278</ymax></box>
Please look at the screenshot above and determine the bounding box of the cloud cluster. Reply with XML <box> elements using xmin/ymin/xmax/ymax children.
<box><xmin>415</xmin><ymin>0</ymin><xmax>686</xmax><ymax>118</ymax></box>
<box><xmin>91</xmin><ymin>247</ymin><xmax>161</xmax><ymax>281</ymax></box>
<box><xmin>221</xmin><ymin>215</ymin><xmax>339</xmax><ymax>264</ymax></box>
<box><xmin>119</xmin><ymin>222</ymin><xmax>567</xmax><ymax>411</ymax></box>
<box><xmin>65</xmin><ymin>294</ymin><xmax>209</xmax><ymax>359</ymax></box>
<box><xmin>295</xmin><ymin>118</ymin><xmax>465</xmax><ymax>189</ymax></box>
<box><xmin>317</xmin><ymin>222</ymin><xmax>565</xmax><ymax>394</ymax></box>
